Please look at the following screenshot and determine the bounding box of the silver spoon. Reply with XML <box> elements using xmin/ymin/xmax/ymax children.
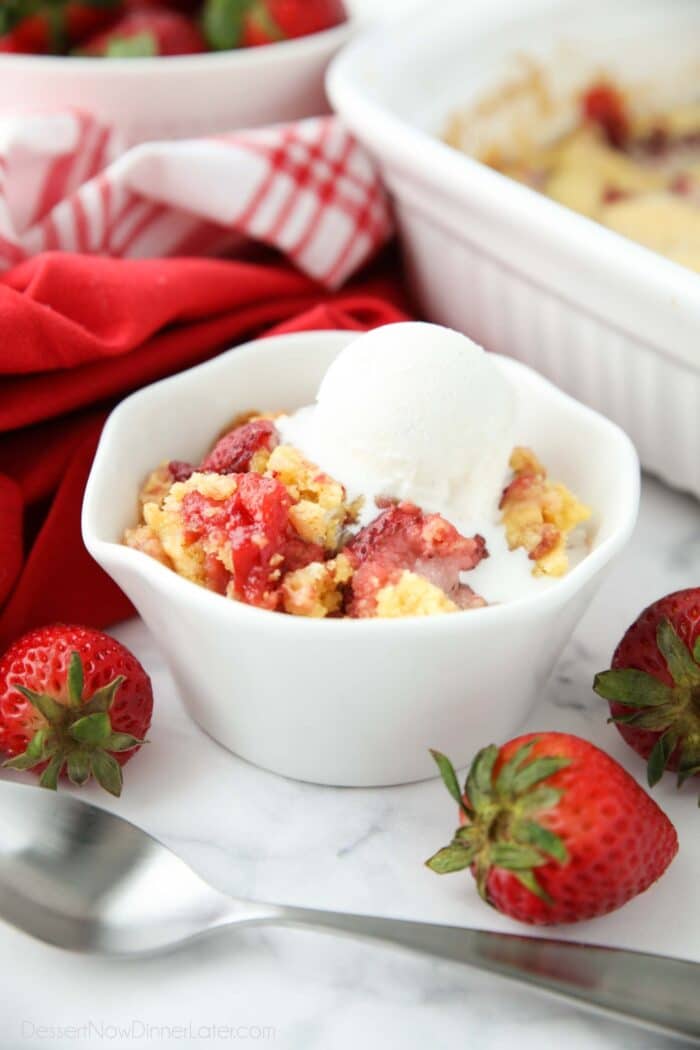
<box><xmin>0</xmin><ymin>781</ymin><xmax>697</xmax><ymax>1044</ymax></box>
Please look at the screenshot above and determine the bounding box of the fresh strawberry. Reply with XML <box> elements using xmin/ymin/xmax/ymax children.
<box><xmin>79</xmin><ymin>8</ymin><xmax>205</xmax><ymax>55</ymax></box>
<box><xmin>594</xmin><ymin>589</ymin><xmax>700</xmax><ymax>801</ymax></box>
<box><xmin>345</xmin><ymin>502</ymin><xmax>487</xmax><ymax>617</ymax></box>
<box><xmin>202</xmin><ymin>0</ymin><xmax>346</xmax><ymax>51</ymax></box>
<box><xmin>426</xmin><ymin>733</ymin><xmax>677</xmax><ymax>925</ymax></box>
<box><xmin>0</xmin><ymin>1</ymin><xmax>122</xmax><ymax>54</ymax></box>
<box><xmin>201</xmin><ymin>419</ymin><xmax>279</xmax><ymax>475</ymax></box>
<box><xmin>0</xmin><ymin>625</ymin><xmax>152</xmax><ymax>796</ymax></box>
<box><xmin>124</xmin><ymin>0</ymin><xmax>199</xmax><ymax>10</ymax></box>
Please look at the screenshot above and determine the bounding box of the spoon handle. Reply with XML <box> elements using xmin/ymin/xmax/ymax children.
<box><xmin>266</xmin><ymin>906</ymin><xmax>699</xmax><ymax>1043</ymax></box>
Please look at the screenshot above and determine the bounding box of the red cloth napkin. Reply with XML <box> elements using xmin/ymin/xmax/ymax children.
<box><xmin>0</xmin><ymin>251</ymin><xmax>410</xmax><ymax>652</ymax></box>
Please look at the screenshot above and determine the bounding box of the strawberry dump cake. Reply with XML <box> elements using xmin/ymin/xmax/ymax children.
<box><xmin>124</xmin><ymin>323</ymin><xmax>591</xmax><ymax>618</ymax></box>
<box><xmin>446</xmin><ymin>75</ymin><xmax>700</xmax><ymax>273</ymax></box>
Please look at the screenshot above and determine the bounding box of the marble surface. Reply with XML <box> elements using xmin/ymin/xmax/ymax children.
<box><xmin>1</xmin><ymin>474</ymin><xmax>699</xmax><ymax>1050</ymax></box>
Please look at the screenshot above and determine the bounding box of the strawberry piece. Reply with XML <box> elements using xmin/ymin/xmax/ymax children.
<box><xmin>345</xmin><ymin>502</ymin><xmax>486</xmax><ymax>617</ymax></box>
<box><xmin>181</xmin><ymin>472</ymin><xmax>321</xmax><ymax>609</ymax></box>
<box><xmin>244</xmin><ymin>0</ymin><xmax>346</xmax><ymax>44</ymax></box>
<box><xmin>200</xmin><ymin>419</ymin><xmax>279</xmax><ymax>475</ymax></box>
<box><xmin>125</xmin><ymin>0</ymin><xmax>199</xmax><ymax>10</ymax></box>
<box><xmin>594</xmin><ymin>588</ymin><xmax>700</xmax><ymax>800</ymax></box>
<box><xmin>202</xmin><ymin>0</ymin><xmax>346</xmax><ymax>51</ymax></box>
<box><xmin>79</xmin><ymin>8</ymin><xmax>205</xmax><ymax>55</ymax></box>
<box><xmin>0</xmin><ymin>625</ymin><xmax>152</xmax><ymax>796</ymax></box>
<box><xmin>670</xmin><ymin>173</ymin><xmax>693</xmax><ymax>197</ymax></box>
<box><xmin>168</xmin><ymin>459</ymin><xmax>196</xmax><ymax>483</ymax></box>
<box><xmin>0</xmin><ymin>1</ymin><xmax>122</xmax><ymax>54</ymax></box>
<box><xmin>602</xmin><ymin>185</ymin><xmax>631</xmax><ymax>205</ymax></box>
<box><xmin>426</xmin><ymin>733</ymin><xmax>677</xmax><ymax>925</ymax></box>
<box><xmin>581</xmin><ymin>81</ymin><xmax>630</xmax><ymax>149</ymax></box>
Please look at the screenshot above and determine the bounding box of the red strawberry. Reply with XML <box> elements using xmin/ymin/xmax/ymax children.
<box><xmin>0</xmin><ymin>1</ymin><xmax>122</xmax><ymax>54</ymax></box>
<box><xmin>345</xmin><ymin>502</ymin><xmax>487</xmax><ymax>617</ymax></box>
<box><xmin>79</xmin><ymin>8</ymin><xmax>205</xmax><ymax>55</ymax></box>
<box><xmin>202</xmin><ymin>0</ymin><xmax>346</xmax><ymax>51</ymax></box>
<box><xmin>593</xmin><ymin>588</ymin><xmax>700</xmax><ymax>800</ymax></box>
<box><xmin>0</xmin><ymin>625</ymin><xmax>153</xmax><ymax>796</ymax></box>
<box><xmin>426</xmin><ymin>733</ymin><xmax>677</xmax><ymax>925</ymax></box>
<box><xmin>124</xmin><ymin>0</ymin><xmax>199</xmax><ymax>10</ymax></box>
<box><xmin>200</xmin><ymin>419</ymin><xmax>279</xmax><ymax>475</ymax></box>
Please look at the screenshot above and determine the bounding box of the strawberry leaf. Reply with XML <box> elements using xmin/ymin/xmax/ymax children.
<box><xmin>511</xmin><ymin>869</ymin><xmax>553</xmax><ymax>905</ymax></box>
<box><xmin>105</xmin><ymin>32</ymin><xmax>158</xmax><ymax>58</ymax></box>
<box><xmin>495</xmin><ymin>739</ymin><xmax>537</xmax><ymax>795</ymax></box>
<box><xmin>593</xmin><ymin>669</ymin><xmax>673</xmax><ymax>707</ymax></box>
<box><xmin>490</xmin><ymin>843</ymin><xmax>548</xmax><ymax>870</ymax></box>
<box><xmin>67</xmin><ymin>751</ymin><xmax>91</xmax><ymax>787</ymax></box>
<box><xmin>69</xmin><ymin>712</ymin><xmax>112</xmax><ymax>746</ymax></box>
<box><xmin>39</xmin><ymin>752</ymin><xmax>64</xmax><ymax>791</ymax></box>
<box><xmin>515</xmin><ymin>785</ymin><xmax>562</xmax><ymax>815</ymax></box>
<box><xmin>202</xmin><ymin>0</ymin><xmax>253</xmax><ymax>50</ymax></box>
<box><xmin>511</xmin><ymin>756</ymin><xmax>570</xmax><ymax>794</ymax></box>
<box><xmin>454</xmin><ymin>824</ymin><xmax>481</xmax><ymax>846</ymax></box>
<box><xmin>676</xmin><ymin>743</ymin><xmax>700</xmax><ymax>788</ymax></box>
<box><xmin>694</xmin><ymin>637</ymin><xmax>700</xmax><ymax>664</ymax></box>
<box><xmin>610</xmin><ymin>704</ymin><xmax>676</xmax><ymax>731</ymax></box>
<box><xmin>515</xmin><ymin>820</ymin><xmax>568</xmax><ymax>864</ymax></box>
<box><xmin>14</xmin><ymin>685</ymin><xmax>65</xmax><ymax>724</ymax></box>
<box><xmin>466</xmin><ymin>745</ymin><xmax>498</xmax><ymax>811</ymax></box>
<box><xmin>3</xmin><ymin>751</ymin><xmax>45</xmax><ymax>772</ymax></box>
<box><xmin>425</xmin><ymin>843</ymin><xmax>479</xmax><ymax>874</ymax></box>
<box><xmin>67</xmin><ymin>652</ymin><xmax>84</xmax><ymax>708</ymax></box>
<box><xmin>657</xmin><ymin>619</ymin><xmax>699</xmax><ymax>687</ymax></box>
<box><xmin>25</xmin><ymin>727</ymin><xmax>52</xmax><ymax>761</ymax></box>
<box><xmin>80</xmin><ymin>676</ymin><xmax>124</xmax><ymax>716</ymax></box>
<box><xmin>647</xmin><ymin>730</ymin><xmax>678</xmax><ymax>787</ymax></box>
<box><xmin>90</xmin><ymin>751</ymin><xmax>123</xmax><ymax>797</ymax></box>
<box><xmin>105</xmin><ymin>732</ymin><xmax>143</xmax><ymax>753</ymax></box>
<box><xmin>430</xmin><ymin>749</ymin><xmax>470</xmax><ymax>816</ymax></box>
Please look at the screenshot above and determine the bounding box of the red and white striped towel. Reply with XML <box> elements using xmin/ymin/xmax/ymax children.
<box><xmin>0</xmin><ymin>111</ymin><xmax>393</xmax><ymax>287</ymax></box>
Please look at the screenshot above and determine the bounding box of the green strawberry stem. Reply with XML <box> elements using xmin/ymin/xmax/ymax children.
<box><xmin>425</xmin><ymin>741</ymin><xmax>571</xmax><ymax>906</ymax></box>
<box><xmin>594</xmin><ymin>618</ymin><xmax>700</xmax><ymax>804</ymax></box>
<box><xmin>202</xmin><ymin>0</ymin><xmax>253</xmax><ymax>50</ymax></box>
<box><xmin>246</xmin><ymin>0</ymin><xmax>284</xmax><ymax>41</ymax></box>
<box><xmin>3</xmin><ymin>651</ymin><xmax>144</xmax><ymax>797</ymax></box>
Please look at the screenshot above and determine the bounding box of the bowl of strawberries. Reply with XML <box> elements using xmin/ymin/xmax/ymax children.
<box><xmin>0</xmin><ymin>0</ymin><xmax>352</xmax><ymax>144</ymax></box>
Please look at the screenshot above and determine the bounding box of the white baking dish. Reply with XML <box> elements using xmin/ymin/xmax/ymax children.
<box><xmin>328</xmin><ymin>0</ymin><xmax>700</xmax><ymax>499</ymax></box>
<box><xmin>82</xmin><ymin>330</ymin><xmax>638</xmax><ymax>787</ymax></box>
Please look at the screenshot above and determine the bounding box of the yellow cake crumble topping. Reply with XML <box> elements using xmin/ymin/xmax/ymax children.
<box><xmin>143</xmin><ymin>472</ymin><xmax>238</xmax><ymax>586</ymax></box>
<box><xmin>138</xmin><ymin>463</ymin><xmax>176</xmax><ymax>509</ymax></box>
<box><xmin>281</xmin><ymin>555</ymin><xmax>354</xmax><ymax>618</ymax></box>
<box><xmin>500</xmin><ymin>447</ymin><xmax>590</xmax><ymax>577</ymax></box>
<box><xmin>264</xmin><ymin>444</ymin><xmax>355</xmax><ymax>550</ymax></box>
<box><xmin>375</xmin><ymin>571</ymin><xmax>459</xmax><ymax>618</ymax></box>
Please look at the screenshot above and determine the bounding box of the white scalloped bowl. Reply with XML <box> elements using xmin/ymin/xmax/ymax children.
<box><xmin>0</xmin><ymin>21</ymin><xmax>353</xmax><ymax>145</ymax></box>
<box><xmin>82</xmin><ymin>329</ymin><xmax>639</xmax><ymax>786</ymax></box>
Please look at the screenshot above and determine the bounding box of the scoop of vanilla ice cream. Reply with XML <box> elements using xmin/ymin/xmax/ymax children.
<box><xmin>277</xmin><ymin>322</ymin><xmax>516</xmax><ymax>526</ymax></box>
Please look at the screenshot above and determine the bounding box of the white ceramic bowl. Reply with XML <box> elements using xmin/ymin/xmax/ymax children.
<box><xmin>0</xmin><ymin>21</ymin><xmax>353</xmax><ymax>145</ymax></box>
<box><xmin>82</xmin><ymin>330</ymin><xmax>639</xmax><ymax>787</ymax></box>
<box><xmin>328</xmin><ymin>0</ymin><xmax>700</xmax><ymax>500</ymax></box>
